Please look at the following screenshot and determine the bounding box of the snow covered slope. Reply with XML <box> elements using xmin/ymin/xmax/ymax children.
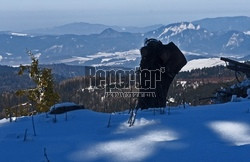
<box><xmin>0</xmin><ymin>100</ymin><xmax>250</xmax><ymax>162</ymax></box>
<box><xmin>181</xmin><ymin>57</ymin><xmax>225</xmax><ymax>71</ymax></box>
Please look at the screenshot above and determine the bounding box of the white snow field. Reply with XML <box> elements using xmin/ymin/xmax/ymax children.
<box><xmin>181</xmin><ymin>58</ymin><xmax>225</xmax><ymax>71</ymax></box>
<box><xmin>0</xmin><ymin>100</ymin><xmax>250</xmax><ymax>162</ymax></box>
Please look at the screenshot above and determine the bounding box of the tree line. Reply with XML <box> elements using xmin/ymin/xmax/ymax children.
<box><xmin>0</xmin><ymin>62</ymin><xmax>239</xmax><ymax>119</ymax></box>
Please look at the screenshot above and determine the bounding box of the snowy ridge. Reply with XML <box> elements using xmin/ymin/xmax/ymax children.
<box><xmin>1</xmin><ymin>19</ymin><xmax>250</xmax><ymax>66</ymax></box>
<box><xmin>158</xmin><ymin>22</ymin><xmax>200</xmax><ymax>38</ymax></box>
<box><xmin>0</xmin><ymin>100</ymin><xmax>250</xmax><ymax>162</ymax></box>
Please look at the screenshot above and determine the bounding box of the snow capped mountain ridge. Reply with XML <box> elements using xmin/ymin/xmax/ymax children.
<box><xmin>1</xmin><ymin>16</ymin><xmax>250</xmax><ymax>66</ymax></box>
<box><xmin>158</xmin><ymin>22</ymin><xmax>200</xmax><ymax>38</ymax></box>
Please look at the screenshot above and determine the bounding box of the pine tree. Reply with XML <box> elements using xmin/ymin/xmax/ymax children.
<box><xmin>17</xmin><ymin>51</ymin><xmax>59</xmax><ymax>113</ymax></box>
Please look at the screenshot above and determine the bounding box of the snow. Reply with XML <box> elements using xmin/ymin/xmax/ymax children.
<box><xmin>6</xmin><ymin>52</ymin><xmax>13</xmax><ymax>56</ymax></box>
<box><xmin>209</xmin><ymin>121</ymin><xmax>250</xmax><ymax>146</ymax></box>
<box><xmin>177</xmin><ymin>80</ymin><xmax>187</xmax><ymax>87</ymax></box>
<box><xmin>0</xmin><ymin>99</ymin><xmax>250</xmax><ymax>162</ymax></box>
<box><xmin>45</xmin><ymin>45</ymin><xmax>63</xmax><ymax>53</ymax></box>
<box><xmin>226</xmin><ymin>33</ymin><xmax>244</xmax><ymax>48</ymax></box>
<box><xmin>56</xmin><ymin>47</ymin><xmax>224</xmax><ymax>69</ymax></box>
<box><xmin>181</xmin><ymin>58</ymin><xmax>225</xmax><ymax>71</ymax></box>
<box><xmin>89</xmin><ymin>50</ymin><xmax>139</xmax><ymax>66</ymax></box>
<box><xmin>34</xmin><ymin>53</ymin><xmax>42</xmax><ymax>59</ymax></box>
<box><xmin>0</xmin><ymin>55</ymin><xmax>2</xmax><ymax>61</ymax></box>
<box><xmin>0</xmin><ymin>118</ymin><xmax>8</xmax><ymax>125</ymax></box>
<box><xmin>243</xmin><ymin>31</ymin><xmax>250</xmax><ymax>36</ymax></box>
<box><xmin>82</xmin><ymin>129</ymin><xmax>178</xmax><ymax>162</ymax></box>
<box><xmin>10</xmin><ymin>32</ymin><xmax>28</xmax><ymax>37</ymax></box>
<box><xmin>59</xmin><ymin>56</ymin><xmax>93</xmax><ymax>64</ymax></box>
<box><xmin>182</xmin><ymin>50</ymin><xmax>203</xmax><ymax>56</ymax></box>
<box><xmin>58</xmin><ymin>49</ymin><xmax>140</xmax><ymax>66</ymax></box>
<box><xmin>101</xmin><ymin>58</ymin><xmax>112</xmax><ymax>63</ymax></box>
<box><xmin>158</xmin><ymin>23</ymin><xmax>200</xmax><ymax>38</ymax></box>
<box><xmin>49</xmin><ymin>102</ymin><xmax>77</xmax><ymax>111</ymax></box>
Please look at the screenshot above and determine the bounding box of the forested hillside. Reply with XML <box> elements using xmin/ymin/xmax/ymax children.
<box><xmin>0</xmin><ymin>65</ymin><xmax>239</xmax><ymax>119</ymax></box>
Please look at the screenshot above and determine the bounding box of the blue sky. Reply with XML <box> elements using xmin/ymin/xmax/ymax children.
<box><xmin>0</xmin><ymin>0</ymin><xmax>250</xmax><ymax>31</ymax></box>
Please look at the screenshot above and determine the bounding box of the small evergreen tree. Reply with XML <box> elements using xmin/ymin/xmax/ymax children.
<box><xmin>17</xmin><ymin>51</ymin><xmax>59</xmax><ymax>113</ymax></box>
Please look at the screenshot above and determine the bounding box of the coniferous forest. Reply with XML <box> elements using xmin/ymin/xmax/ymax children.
<box><xmin>0</xmin><ymin>64</ymin><xmax>239</xmax><ymax>119</ymax></box>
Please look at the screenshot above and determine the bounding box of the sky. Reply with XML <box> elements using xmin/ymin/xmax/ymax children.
<box><xmin>0</xmin><ymin>0</ymin><xmax>250</xmax><ymax>31</ymax></box>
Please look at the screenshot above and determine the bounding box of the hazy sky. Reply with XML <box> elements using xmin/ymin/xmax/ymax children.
<box><xmin>0</xmin><ymin>0</ymin><xmax>250</xmax><ymax>31</ymax></box>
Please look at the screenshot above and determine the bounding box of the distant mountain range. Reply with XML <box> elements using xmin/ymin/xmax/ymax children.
<box><xmin>23</xmin><ymin>23</ymin><xmax>163</xmax><ymax>35</ymax></box>
<box><xmin>193</xmin><ymin>16</ymin><xmax>250</xmax><ymax>32</ymax></box>
<box><xmin>0</xmin><ymin>16</ymin><xmax>250</xmax><ymax>67</ymax></box>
